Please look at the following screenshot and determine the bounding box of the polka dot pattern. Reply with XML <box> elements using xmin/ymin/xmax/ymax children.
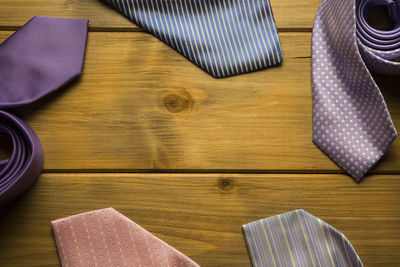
<box><xmin>312</xmin><ymin>0</ymin><xmax>399</xmax><ymax>181</ymax></box>
<box><xmin>51</xmin><ymin>208</ymin><xmax>200</xmax><ymax>267</ymax></box>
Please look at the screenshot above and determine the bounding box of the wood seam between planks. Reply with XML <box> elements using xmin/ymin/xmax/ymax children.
<box><xmin>40</xmin><ymin>169</ymin><xmax>396</xmax><ymax>175</ymax></box>
<box><xmin>0</xmin><ymin>26</ymin><xmax>312</xmax><ymax>32</ymax></box>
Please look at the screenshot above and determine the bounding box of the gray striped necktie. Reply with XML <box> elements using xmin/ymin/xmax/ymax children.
<box><xmin>243</xmin><ymin>210</ymin><xmax>363</xmax><ymax>267</ymax></box>
<box><xmin>104</xmin><ymin>0</ymin><xmax>283</xmax><ymax>78</ymax></box>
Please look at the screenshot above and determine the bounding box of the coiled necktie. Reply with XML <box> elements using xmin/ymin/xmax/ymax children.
<box><xmin>312</xmin><ymin>0</ymin><xmax>400</xmax><ymax>180</ymax></box>
<box><xmin>0</xmin><ymin>111</ymin><xmax>43</xmax><ymax>205</ymax></box>
<box><xmin>0</xmin><ymin>16</ymin><xmax>88</xmax><ymax>205</ymax></box>
<box><xmin>103</xmin><ymin>0</ymin><xmax>283</xmax><ymax>78</ymax></box>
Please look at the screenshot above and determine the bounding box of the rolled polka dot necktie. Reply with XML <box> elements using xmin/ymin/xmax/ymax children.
<box><xmin>0</xmin><ymin>16</ymin><xmax>88</xmax><ymax>204</ymax></box>
<box><xmin>104</xmin><ymin>0</ymin><xmax>283</xmax><ymax>78</ymax></box>
<box><xmin>52</xmin><ymin>208</ymin><xmax>200</xmax><ymax>266</ymax></box>
<box><xmin>312</xmin><ymin>0</ymin><xmax>400</xmax><ymax>181</ymax></box>
<box><xmin>243</xmin><ymin>210</ymin><xmax>363</xmax><ymax>267</ymax></box>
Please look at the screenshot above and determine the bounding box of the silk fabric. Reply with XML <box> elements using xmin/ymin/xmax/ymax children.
<box><xmin>0</xmin><ymin>16</ymin><xmax>88</xmax><ymax>204</ymax></box>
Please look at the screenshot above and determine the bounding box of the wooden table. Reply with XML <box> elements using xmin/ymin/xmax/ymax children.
<box><xmin>0</xmin><ymin>1</ymin><xmax>399</xmax><ymax>266</ymax></box>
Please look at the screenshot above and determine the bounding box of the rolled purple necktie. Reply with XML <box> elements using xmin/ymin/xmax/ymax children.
<box><xmin>0</xmin><ymin>111</ymin><xmax>43</xmax><ymax>204</ymax></box>
<box><xmin>357</xmin><ymin>0</ymin><xmax>400</xmax><ymax>52</ymax></box>
<box><xmin>0</xmin><ymin>16</ymin><xmax>88</xmax><ymax>205</ymax></box>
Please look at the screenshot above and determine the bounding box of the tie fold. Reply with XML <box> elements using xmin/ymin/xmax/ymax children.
<box><xmin>52</xmin><ymin>208</ymin><xmax>200</xmax><ymax>267</ymax></box>
<box><xmin>105</xmin><ymin>0</ymin><xmax>283</xmax><ymax>78</ymax></box>
<box><xmin>243</xmin><ymin>210</ymin><xmax>364</xmax><ymax>267</ymax></box>
<box><xmin>0</xmin><ymin>16</ymin><xmax>88</xmax><ymax>109</ymax></box>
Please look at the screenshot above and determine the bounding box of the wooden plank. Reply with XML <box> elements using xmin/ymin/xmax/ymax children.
<box><xmin>1</xmin><ymin>31</ymin><xmax>399</xmax><ymax>173</ymax></box>
<box><xmin>0</xmin><ymin>0</ymin><xmax>320</xmax><ymax>30</ymax></box>
<box><xmin>0</xmin><ymin>173</ymin><xmax>399</xmax><ymax>266</ymax></box>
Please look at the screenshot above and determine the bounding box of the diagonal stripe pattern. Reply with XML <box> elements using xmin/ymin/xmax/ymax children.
<box><xmin>105</xmin><ymin>0</ymin><xmax>283</xmax><ymax>78</ymax></box>
<box><xmin>243</xmin><ymin>210</ymin><xmax>364</xmax><ymax>267</ymax></box>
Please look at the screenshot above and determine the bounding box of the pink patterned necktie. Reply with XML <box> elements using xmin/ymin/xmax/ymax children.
<box><xmin>312</xmin><ymin>0</ymin><xmax>400</xmax><ymax>181</ymax></box>
<box><xmin>52</xmin><ymin>208</ymin><xmax>200</xmax><ymax>267</ymax></box>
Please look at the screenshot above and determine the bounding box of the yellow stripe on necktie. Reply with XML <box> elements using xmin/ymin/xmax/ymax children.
<box><xmin>244</xmin><ymin>225</ymin><xmax>259</xmax><ymax>267</ymax></box>
<box><xmin>295</xmin><ymin>211</ymin><xmax>317</xmax><ymax>267</ymax></box>
<box><xmin>278</xmin><ymin>215</ymin><xmax>296</xmax><ymax>266</ymax></box>
<box><xmin>341</xmin><ymin>233</ymin><xmax>353</xmax><ymax>265</ymax></box>
<box><xmin>318</xmin><ymin>218</ymin><xmax>335</xmax><ymax>266</ymax></box>
<box><xmin>260</xmin><ymin>221</ymin><xmax>278</xmax><ymax>267</ymax></box>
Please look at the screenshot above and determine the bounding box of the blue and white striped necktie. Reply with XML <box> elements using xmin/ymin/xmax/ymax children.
<box><xmin>105</xmin><ymin>0</ymin><xmax>283</xmax><ymax>78</ymax></box>
<box><xmin>243</xmin><ymin>210</ymin><xmax>364</xmax><ymax>267</ymax></box>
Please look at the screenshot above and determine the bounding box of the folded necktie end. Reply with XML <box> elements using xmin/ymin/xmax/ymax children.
<box><xmin>206</xmin><ymin>60</ymin><xmax>283</xmax><ymax>79</ymax></box>
<box><xmin>243</xmin><ymin>209</ymin><xmax>364</xmax><ymax>267</ymax></box>
<box><xmin>52</xmin><ymin>208</ymin><xmax>200</xmax><ymax>267</ymax></box>
<box><xmin>104</xmin><ymin>0</ymin><xmax>283</xmax><ymax>79</ymax></box>
<box><xmin>312</xmin><ymin>136</ymin><xmax>363</xmax><ymax>181</ymax></box>
<box><xmin>0</xmin><ymin>16</ymin><xmax>89</xmax><ymax>109</ymax></box>
<box><xmin>313</xmin><ymin>132</ymin><xmax>397</xmax><ymax>181</ymax></box>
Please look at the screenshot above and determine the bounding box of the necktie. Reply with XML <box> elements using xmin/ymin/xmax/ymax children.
<box><xmin>0</xmin><ymin>16</ymin><xmax>88</xmax><ymax>204</ymax></box>
<box><xmin>103</xmin><ymin>0</ymin><xmax>283</xmax><ymax>78</ymax></box>
<box><xmin>242</xmin><ymin>210</ymin><xmax>363</xmax><ymax>267</ymax></box>
<box><xmin>312</xmin><ymin>0</ymin><xmax>400</xmax><ymax>181</ymax></box>
<box><xmin>52</xmin><ymin>208</ymin><xmax>200</xmax><ymax>267</ymax></box>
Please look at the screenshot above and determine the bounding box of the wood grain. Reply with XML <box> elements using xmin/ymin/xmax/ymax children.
<box><xmin>1</xmin><ymin>2</ymin><xmax>400</xmax><ymax>266</ymax></box>
<box><xmin>1</xmin><ymin>30</ymin><xmax>399</xmax><ymax>173</ymax></box>
<box><xmin>0</xmin><ymin>173</ymin><xmax>399</xmax><ymax>266</ymax></box>
<box><xmin>0</xmin><ymin>0</ymin><xmax>320</xmax><ymax>30</ymax></box>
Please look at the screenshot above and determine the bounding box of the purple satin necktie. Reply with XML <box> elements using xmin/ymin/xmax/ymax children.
<box><xmin>312</xmin><ymin>0</ymin><xmax>400</xmax><ymax>181</ymax></box>
<box><xmin>0</xmin><ymin>16</ymin><xmax>88</xmax><ymax>205</ymax></box>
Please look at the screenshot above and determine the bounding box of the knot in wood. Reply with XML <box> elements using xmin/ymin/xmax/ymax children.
<box><xmin>163</xmin><ymin>93</ymin><xmax>191</xmax><ymax>113</ymax></box>
<box><xmin>220</xmin><ymin>178</ymin><xmax>233</xmax><ymax>192</ymax></box>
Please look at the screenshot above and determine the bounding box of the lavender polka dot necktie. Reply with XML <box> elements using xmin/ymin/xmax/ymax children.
<box><xmin>312</xmin><ymin>0</ymin><xmax>400</xmax><ymax>181</ymax></box>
